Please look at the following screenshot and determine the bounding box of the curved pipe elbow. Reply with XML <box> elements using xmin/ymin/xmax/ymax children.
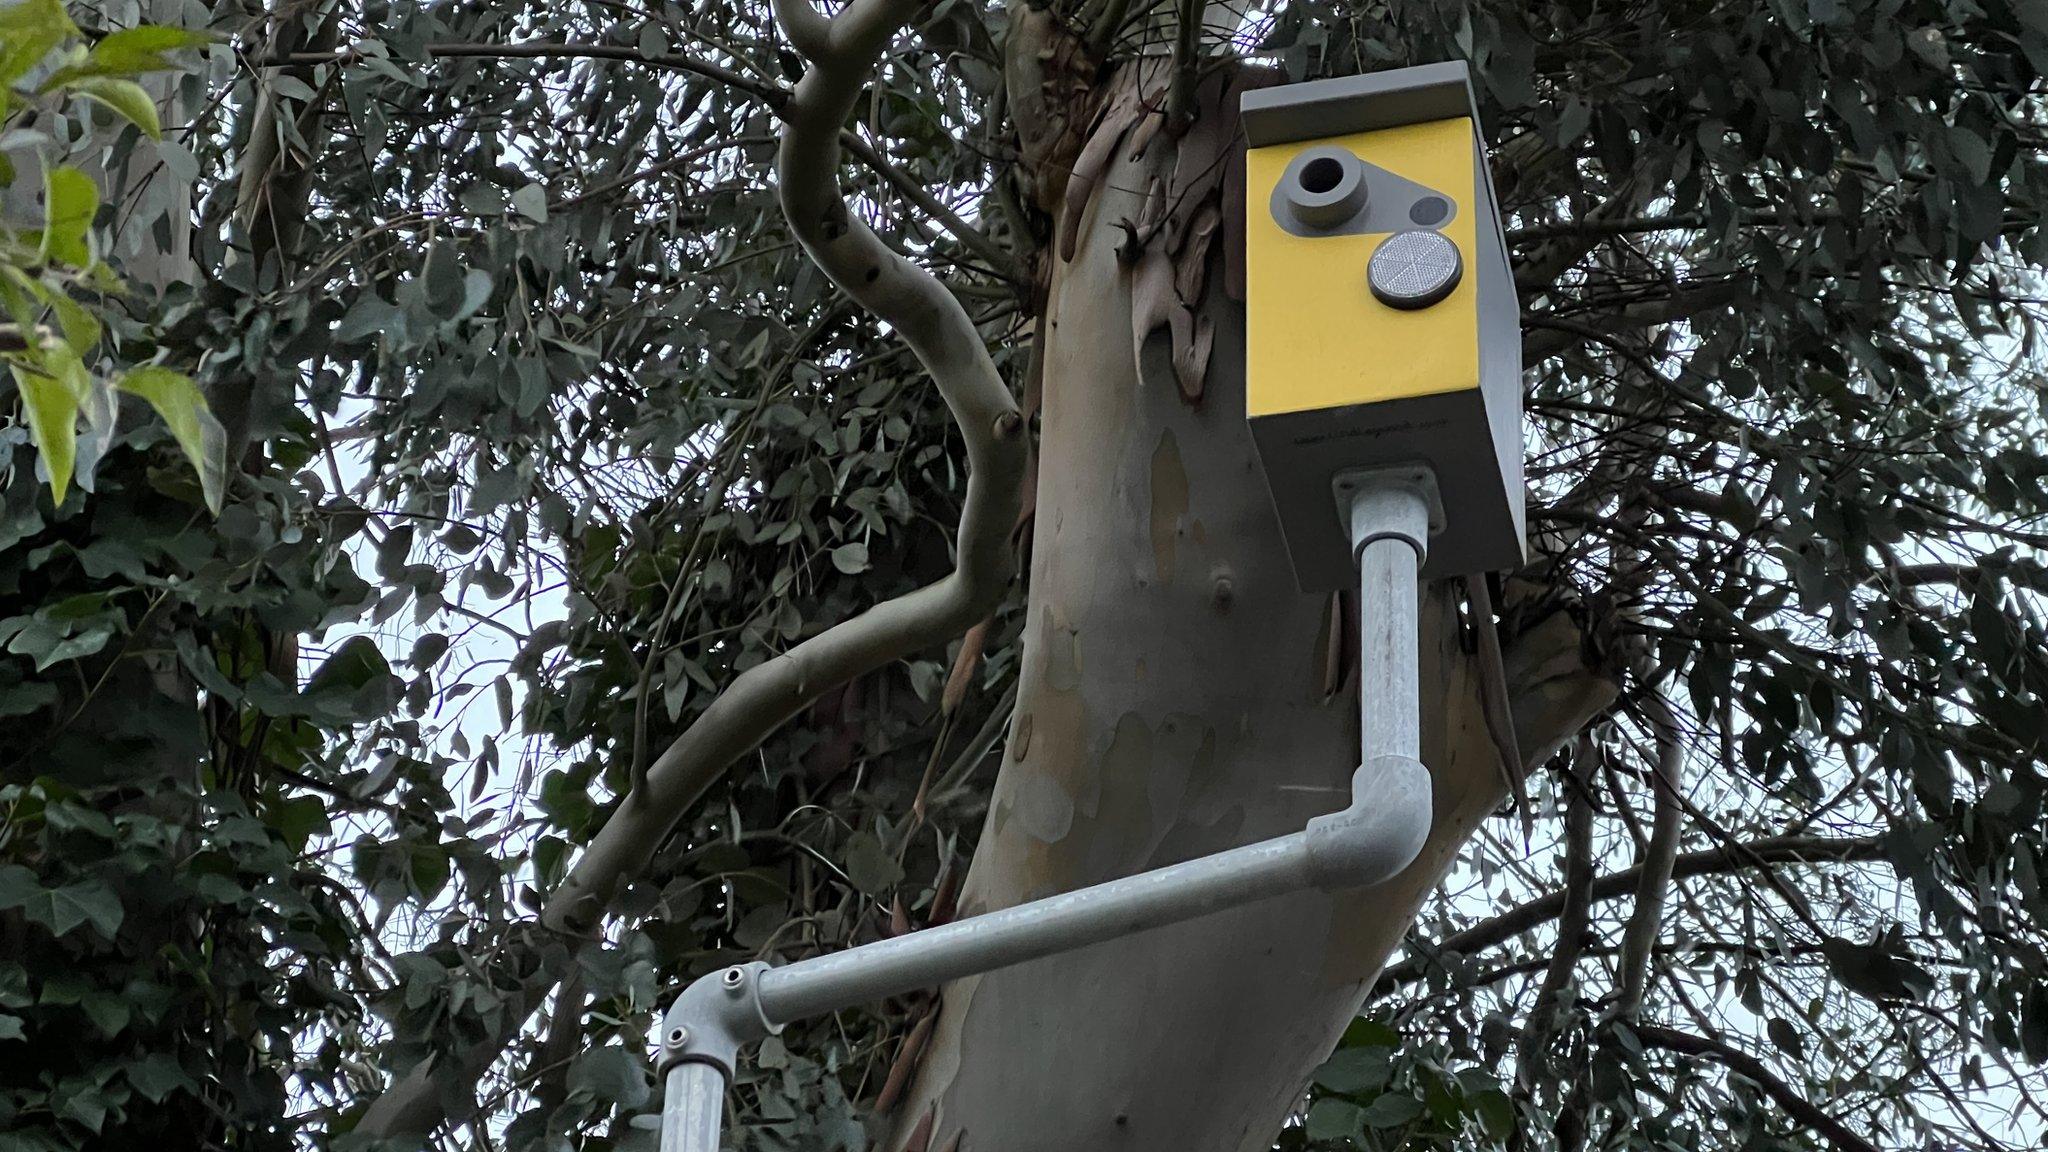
<box><xmin>1302</xmin><ymin>754</ymin><xmax>1434</xmax><ymax>890</ymax></box>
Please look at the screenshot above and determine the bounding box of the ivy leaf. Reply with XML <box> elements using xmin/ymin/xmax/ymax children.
<box><xmin>113</xmin><ymin>366</ymin><xmax>226</xmax><ymax>513</ymax></box>
<box><xmin>123</xmin><ymin>1053</ymin><xmax>195</xmax><ymax>1103</ymax></box>
<box><xmin>0</xmin><ymin>865</ymin><xmax>123</xmax><ymax>939</ymax></box>
<box><xmin>39</xmin><ymin>164</ymin><xmax>98</xmax><ymax>266</ymax></box>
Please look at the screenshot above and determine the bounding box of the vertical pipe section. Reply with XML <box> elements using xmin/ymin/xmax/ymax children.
<box><xmin>659</xmin><ymin>1063</ymin><xmax>726</xmax><ymax>1152</ymax></box>
<box><xmin>1347</xmin><ymin>476</ymin><xmax>1431</xmax><ymax>768</ymax></box>
<box><xmin>1358</xmin><ymin>533</ymin><xmax>1421</xmax><ymax>763</ymax></box>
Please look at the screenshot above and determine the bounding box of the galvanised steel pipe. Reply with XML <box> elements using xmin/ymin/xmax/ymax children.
<box><xmin>758</xmin><ymin>834</ymin><xmax>1315</xmax><ymax>1025</ymax></box>
<box><xmin>653</xmin><ymin>471</ymin><xmax>1439</xmax><ymax>1152</ymax></box>
<box><xmin>657</xmin><ymin>1064</ymin><xmax>723</xmax><ymax>1152</ymax></box>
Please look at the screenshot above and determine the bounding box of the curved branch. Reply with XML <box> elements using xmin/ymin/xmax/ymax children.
<box><xmin>351</xmin><ymin>3</ymin><xmax>1026</xmax><ymax>1138</ymax></box>
<box><xmin>772</xmin><ymin>0</ymin><xmax>836</xmax><ymax>60</ymax></box>
<box><xmin>1611</xmin><ymin>694</ymin><xmax>1685</xmax><ymax>1020</ymax></box>
<box><xmin>1632</xmin><ymin>1024</ymin><xmax>1883</xmax><ymax>1152</ymax></box>
<box><xmin>544</xmin><ymin>0</ymin><xmax>1025</xmax><ymax>939</ymax></box>
<box><xmin>836</xmin><ymin>129</ymin><xmax>1030</xmax><ymax>285</ymax></box>
<box><xmin>1514</xmin><ymin>737</ymin><xmax>1597</xmax><ymax>1089</ymax></box>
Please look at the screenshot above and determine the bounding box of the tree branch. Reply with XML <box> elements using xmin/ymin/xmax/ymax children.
<box><xmin>1515</xmin><ymin>736</ymin><xmax>1598</xmax><ymax>1090</ymax></box>
<box><xmin>1611</xmin><ymin>694</ymin><xmax>1685</xmax><ymax>1020</ymax></box>
<box><xmin>268</xmin><ymin>41</ymin><xmax>788</xmax><ymax>113</ymax></box>
<box><xmin>270</xmin><ymin>40</ymin><xmax>1022</xmax><ymax>285</ymax></box>
<box><xmin>1632</xmin><ymin>1024</ymin><xmax>1883</xmax><ymax>1152</ymax></box>
<box><xmin>836</xmin><ymin>129</ymin><xmax>1029</xmax><ymax>285</ymax></box>
<box><xmin>771</xmin><ymin>0</ymin><xmax>836</xmax><ymax>60</ymax></box>
<box><xmin>1374</xmin><ymin>834</ymin><xmax>1887</xmax><ymax>995</ymax></box>
<box><xmin>350</xmin><ymin>2</ymin><xmax>1028</xmax><ymax>1139</ymax></box>
<box><xmin>1164</xmin><ymin>0</ymin><xmax>1204</xmax><ymax>132</ymax></box>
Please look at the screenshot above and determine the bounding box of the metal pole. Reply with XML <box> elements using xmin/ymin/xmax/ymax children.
<box><xmin>658</xmin><ymin>1062</ymin><xmax>725</xmax><ymax>1152</ymax></box>
<box><xmin>1359</xmin><ymin>533</ymin><xmax>1420</xmax><ymax>763</ymax></box>
<box><xmin>758</xmin><ymin>835</ymin><xmax>1313</xmax><ymax>1025</ymax></box>
<box><xmin>1344</xmin><ymin>469</ymin><xmax>1431</xmax><ymax>769</ymax></box>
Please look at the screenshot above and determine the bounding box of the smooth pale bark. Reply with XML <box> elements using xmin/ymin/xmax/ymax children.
<box><xmin>884</xmin><ymin>73</ymin><xmax>1617</xmax><ymax>1151</ymax></box>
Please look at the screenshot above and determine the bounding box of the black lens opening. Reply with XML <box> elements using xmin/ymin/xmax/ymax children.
<box><xmin>1299</xmin><ymin>157</ymin><xmax>1346</xmax><ymax>194</ymax></box>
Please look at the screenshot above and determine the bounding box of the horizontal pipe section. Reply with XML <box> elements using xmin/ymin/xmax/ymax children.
<box><xmin>756</xmin><ymin>834</ymin><xmax>1316</xmax><ymax>1026</ymax></box>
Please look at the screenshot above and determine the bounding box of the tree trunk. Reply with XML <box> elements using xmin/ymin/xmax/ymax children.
<box><xmin>885</xmin><ymin>64</ymin><xmax>1618</xmax><ymax>1150</ymax></box>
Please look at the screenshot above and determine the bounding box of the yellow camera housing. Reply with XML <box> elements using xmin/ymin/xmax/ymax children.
<box><xmin>1242</xmin><ymin>63</ymin><xmax>1524</xmax><ymax>588</ymax></box>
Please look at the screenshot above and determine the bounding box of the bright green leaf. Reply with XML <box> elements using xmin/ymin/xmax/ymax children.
<box><xmin>64</xmin><ymin>75</ymin><xmax>162</xmax><ymax>139</ymax></box>
<box><xmin>0</xmin><ymin>0</ymin><xmax>78</xmax><ymax>86</ymax></box>
<box><xmin>86</xmin><ymin>24</ymin><xmax>209</xmax><ymax>75</ymax></box>
<box><xmin>40</xmin><ymin>165</ymin><xmax>98</xmax><ymax>266</ymax></box>
<box><xmin>47</xmin><ymin>290</ymin><xmax>99</xmax><ymax>353</ymax></box>
<box><xmin>12</xmin><ymin>345</ymin><xmax>88</xmax><ymax>505</ymax></box>
<box><xmin>113</xmin><ymin>365</ymin><xmax>226</xmax><ymax>513</ymax></box>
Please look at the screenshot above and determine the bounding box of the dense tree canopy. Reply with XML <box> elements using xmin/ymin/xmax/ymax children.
<box><xmin>0</xmin><ymin>0</ymin><xmax>2044</xmax><ymax>1151</ymax></box>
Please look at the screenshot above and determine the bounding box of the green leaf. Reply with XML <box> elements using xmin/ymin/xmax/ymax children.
<box><xmin>0</xmin><ymin>866</ymin><xmax>123</xmax><ymax>939</ymax></box>
<box><xmin>113</xmin><ymin>366</ymin><xmax>226</xmax><ymax>513</ymax></box>
<box><xmin>79</xmin><ymin>990</ymin><xmax>130</xmax><ymax>1037</ymax></box>
<box><xmin>123</xmin><ymin>1053</ymin><xmax>194</xmax><ymax>1102</ymax></box>
<box><xmin>1304</xmin><ymin>1098</ymin><xmax>1364</xmax><ymax>1141</ymax></box>
<box><xmin>831</xmin><ymin>541</ymin><xmax>869</xmax><ymax>574</ymax></box>
<box><xmin>64</xmin><ymin>75</ymin><xmax>162</xmax><ymax>139</ymax></box>
<box><xmin>567</xmin><ymin>1044</ymin><xmax>650</xmax><ymax>1110</ymax></box>
<box><xmin>306</xmin><ymin>635</ymin><xmax>392</xmax><ymax>695</ymax></box>
<box><xmin>1313</xmin><ymin>1047</ymin><xmax>1388</xmax><ymax>1094</ymax></box>
<box><xmin>12</xmin><ymin>345</ymin><xmax>88</xmax><ymax>505</ymax></box>
<box><xmin>0</xmin><ymin>1013</ymin><xmax>22</xmax><ymax>1041</ymax></box>
<box><xmin>510</xmin><ymin>182</ymin><xmax>548</xmax><ymax>222</ymax></box>
<box><xmin>1470</xmin><ymin>1089</ymin><xmax>1515</xmax><ymax>1138</ymax></box>
<box><xmin>840</xmin><ymin>830</ymin><xmax>903</xmax><ymax>894</ymax></box>
<box><xmin>270</xmin><ymin>794</ymin><xmax>330</xmax><ymax>852</ymax></box>
<box><xmin>86</xmin><ymin>24</ymin><xmax>209</xmax><ymax>75</ymax></box>
<box><xmin>0</xmin><ymin>0</ymin><xmax>78</xmax><ymax>86</ymax></box>
<box><xmin>40</xmin><ymin>164</ymin><xmax>98</xmax><ymax>266</ymax></box>
<box><xmin>1358</xmin><ymin>1093</ymin><xmax>1424</xmax><ymax>1128</ymax></box>
<box><xmin>47</xmin><ymin>290</ymin><xmax>99</xmax><ymax>353</ymax></box>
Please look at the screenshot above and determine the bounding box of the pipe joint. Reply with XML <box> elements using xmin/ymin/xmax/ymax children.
<box><xmin>1335</xmin><ymin>466</ymin><xmax>1439</xmax><ymax>566</ymax></box>
<box><xmin>1303</xmin><ymin>754</ymin><xmax>1433</xmax><ymax>890</ymax></box>
<box><xmin>655</xmin><ymin>961</ymin><xmax>780</xmax><ymax>1078</ymax></box>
